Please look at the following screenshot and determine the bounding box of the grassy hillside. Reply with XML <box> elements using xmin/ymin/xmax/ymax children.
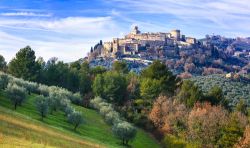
<box><xmin>0</xmin><ymin>91</ymin><xmax>160</xmax><ymax>148</ymax></box>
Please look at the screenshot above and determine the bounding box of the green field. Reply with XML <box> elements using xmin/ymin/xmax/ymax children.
<box><xmin>0</xmin><ymin>91</ymin><xmax>160</xmax><ymax>148</ymax></box>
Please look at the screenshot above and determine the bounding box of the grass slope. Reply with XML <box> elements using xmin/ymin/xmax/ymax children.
<box><xmin>0</xmin><ymin>91</ymin><xmax>160</xmax><ymax>148</ymax></box>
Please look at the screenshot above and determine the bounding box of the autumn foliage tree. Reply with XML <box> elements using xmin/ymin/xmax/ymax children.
<box><xmin>236</xmin><ymin>125</ymin><xmax>250</xmax><ymax>148</ymax></box>
<box><xmin>187</xmin><ymin>102</ymin><xmax>229</xmax><ymax>147</ymax></box>
<box><xmin>149</xmin><ymin>95</ymin><xmax>188</xmax><ymax>135</ymax></box>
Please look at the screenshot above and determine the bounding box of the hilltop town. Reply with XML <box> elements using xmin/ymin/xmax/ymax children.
<box><xmin>88</xmin><ymin>26</ymin><xmax>196</xmax><ymax>59</ymax></box>
<box><xmin>87</xmin><ymin>26</ymin><xmax>250</xmax><ymax>77</ymax></box>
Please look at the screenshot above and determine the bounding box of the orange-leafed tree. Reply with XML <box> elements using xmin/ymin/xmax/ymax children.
<box><xmin>187</xmin><ymin>102</ymin><xmax>229</xmax><ymax>147</ymax></box>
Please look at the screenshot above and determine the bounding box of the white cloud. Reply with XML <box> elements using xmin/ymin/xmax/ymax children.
<box><xmin>110</xmin><ymin>0</ymin><xmax>250</xmax><ymax>35</ymax></box>
<box><xmin>0</xmin><ymin>16</ymin><xmax>120</xmax><ymax>37</ymax></box>
<box><xmin>0</xmin><ymin>16</ymin><xmax>124</xmax><ymax>62</ymax></box>
<box><xmin>0</xmin><ymin>12</ymin><xmax>52</xmax><ymax>17</ymax></box>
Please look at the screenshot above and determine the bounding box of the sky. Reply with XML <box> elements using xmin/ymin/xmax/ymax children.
<box><xmin>0</xmin><ymin>0</ymin><xmax>250</xmax><ymax>62</ymax></box>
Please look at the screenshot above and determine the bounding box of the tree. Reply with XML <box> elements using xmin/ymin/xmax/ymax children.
<box><xmin>47</xmin><ymin>93</ymin><xmax>61</xmax><ymax>114</ymax></box>
<box><xmin>141</xmin><ymin>60</ymin><xmax>179</xmax><ymax>95</ymax></box>
<box><xmin>236</xmin><ymin>99</ymin><xmax>248</xmax><ymax>115</ymax></box>
<box><xmin>93</xmin><ymin>72</ymin><xmax>127</xmax><ymax>104</ymax></box>
<box><xmin>204</xmin><ymin>85</ymin><xmax>228</xmax><ymax>108</ymax></box>
<box><xmin>112</xmin><ymin>121</ymin><xmax>137</xmax><ymax>145</ymax></box>
<box><xmin>6</xmin><ymin>83</ymin><xmax>27</xmax><ymax>110</ymax></box>
<box><xmin>35</xmin><ymin>95</ymin><xmax>49</xmax><ymax>121</ymax></box>
<box><xmin>112</xmin><ymin>61</ymin><xmax>129</xmax><ymax>74</ymax></box>
<box><xmin>140</xmin><ymin>78</ymin><xmax>161</xmax><ymax>100</ymax></box>
<box><xmin>187</xmin><ymin>103</ymin><xmax>229</xmax><ymax>147</ymax></box>
<box><xmin>235</xmin><ymin>125</ymin><xmax>250</xmax><ymax>148</ymax></box>
<box><xmin>0</xmin><ymin>55</ymin><xmax>7</xmax><ymax>71</ymax></box>
<box><xmin>126</xmin><ymin>74</ymin><xmax>140</xmax><ymax>100</ymax></box>
<box><xmin>149</xmin><ymin>95</ymin><xmax>188</xmax><ymax>134</ymax></box>
<box><xmin>8</xmin><ymin>46</ymin><xmax>40</xmax><ymax>81</ymax></box>
<box><xmin>0</xmin><ymin>73</ymin><xmax>9</xmax><ymax>89</ymax></box>
<box><xmin>64</xmin><ymin>105</ymin><xmax>74</xmax><ymax>116</ymax></box>
<box><xmin>92</xmin><ymin>74</ymin><xmax>104</xmax><ymax>98</ymax></box>
<box><xmin>67</xmin><ymin>111</ymin><xmax>83</xmax><ymax>131</ymax></box>
<box><xmin>218</xmin><ymin>112</ymin><xmax>248</xmax><ymax>147</ymax></box>
<box><xmin>177</xmin><ymin>80</ymin><xmax>203</xmax><ymax>108</ymax></box>
<box><xmin>90</xmin><ymin>66</ymin><xmax>106</xmax><ymax>77</ymax></box>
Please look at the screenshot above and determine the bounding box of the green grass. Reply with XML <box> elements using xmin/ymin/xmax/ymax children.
<box><xmin>0</xmin><ymin>90</ymin><xmax>161</xmax><ymax>148</ymax></box>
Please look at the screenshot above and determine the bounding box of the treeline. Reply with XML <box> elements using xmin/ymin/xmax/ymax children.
<box><xmin>1</xmin><ymin>46</ymin><xmax>104</xmax><ymax>106</ymax></box>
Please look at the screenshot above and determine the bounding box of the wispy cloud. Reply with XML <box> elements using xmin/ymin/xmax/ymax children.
<box><xmin>0</xmin><ymin>12</ymin><xmax>52</xmax><ymax>17</ymax></box>
<box><xmin>0</xmin><ymin>16</ymin><xmax>123</xmax><ymax>62</ymax></box>
<box><xmin>109</xmin><ymin>0</ymin><xmax>250</xmax><ymax>36</ymax></box>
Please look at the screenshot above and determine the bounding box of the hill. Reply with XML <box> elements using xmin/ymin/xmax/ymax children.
<box><xmin>0</xmin><ymin>91</ymin><xmax>160</xmax><ymax>148</ymax></box>
<box><xmin>190</xmin><ymin>74</ymin><xmax>250</xmax><ymax>106</ymax></box>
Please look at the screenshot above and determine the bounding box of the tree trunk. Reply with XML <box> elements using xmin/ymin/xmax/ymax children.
<box><xmin>74</xmin><ymin>124</ymin><xmax>78</xmax><ymax>131</ymax></box>
<box><xmin>41</xmin><ymin>112</ymin><xmax>44</xmax><ymax>121</ymax></box>
<box><xmin>14</xmin><ymin>103</ymin><xmax>17</xmax><ymax>110</ymax></box>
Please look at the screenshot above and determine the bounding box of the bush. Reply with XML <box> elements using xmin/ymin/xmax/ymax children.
<box><xmin>6</xmin><ymin>83</ymin><xmax>27</xmax><ymax>110</ymax></box>
<box><xmin>112</xmin><ymin>121</ymin><xmax>137</xmax><ymax>145</ymax></box>
<box><xmin>35</xmin><ymin>95</ymin><xmax>49</xmax><ymax>121</ymax></box>
<box><xmin>67</xmin><ymin>111</ymin><xmax>84</xmax><ymax>131</ymax></box>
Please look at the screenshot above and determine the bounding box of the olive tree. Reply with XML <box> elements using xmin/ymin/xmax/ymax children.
<box><xmin>0</xmin><ymin>73</ymin><xmax>9</xmax><ymax>89</ymax></box>
<box><xmin>90</xmin><ymin>96</ymin><xmax>105</xmax><ymax>109</ymax></box>
<box><xmin>64</xmin><ymin>105</ymin><xmax>74</xmax><ymax>116</ymax></box>
<box><xmin>67</xmin><ymin>111</ymin><xmax>84</xmax><ymax>131</ymax></box>
<box><xmin>105</xmin><ymin>111</ymin><xmax>120</xmax><ymax>125</ymax></box>
<box><xmin>35</xmin><ymin>95</ymin><xmax>49</xmax><ymax>121</ymax></box>
<box><xmin>6</xmin><ymin>83</ymin><xmax>27</xmax><ymax>110</ymax></box>
<box><xmin>112</xmin><ymin>121</ymin><xmax>137</xmax><ymax>145</ymax></box>
<box><xmin>99</xmin><ymin>104</ymin><xmax>113</xmax><ymax>116</ymax></box>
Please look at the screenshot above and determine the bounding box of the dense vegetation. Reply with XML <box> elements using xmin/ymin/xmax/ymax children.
<box><xmin>190</xmin><ymin>74</ymin><xmax>250</xmax><ymax>106</ymax></box>
<box><xmin>0</xmin><ymin>46</ymin><xmax>250</xmax><ymax>147</ymax></box>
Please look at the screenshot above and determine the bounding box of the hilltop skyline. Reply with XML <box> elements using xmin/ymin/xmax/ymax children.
<box><xmin>0</xmin><ymin>0</ymin><xmax>250</xmax><ymax>62</ymax></box>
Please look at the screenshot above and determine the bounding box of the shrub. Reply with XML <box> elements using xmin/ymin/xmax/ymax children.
<box><xmin>6</xmin><ymin>83</ymin><xmax>27</xmax><ymax>110</ymax></box>
<box><xmin>112</xmin><ymin>121</ymin><xmax>137</xmax><ymax>145</ymax></box>
<box><xmin>35</xmin><ymin>95</ymin><xmax>49</xmax><ymax>121</ymax></box>
<box><xmin>67</xmin><ymin>111</ymin><xmax>84</xmax><ymax>131</ymax></box>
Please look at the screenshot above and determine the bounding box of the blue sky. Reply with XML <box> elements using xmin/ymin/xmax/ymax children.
<box><xmin>0</xmin><ymin>0</ymin><xmax>250</xmax><ymax>62</ymax></box>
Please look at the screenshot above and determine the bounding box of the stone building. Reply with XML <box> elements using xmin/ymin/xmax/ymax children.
<box><xmin>101</xmin><ymin>26</ymin><xmax>196</xmax><ymax>57</ymax></box>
